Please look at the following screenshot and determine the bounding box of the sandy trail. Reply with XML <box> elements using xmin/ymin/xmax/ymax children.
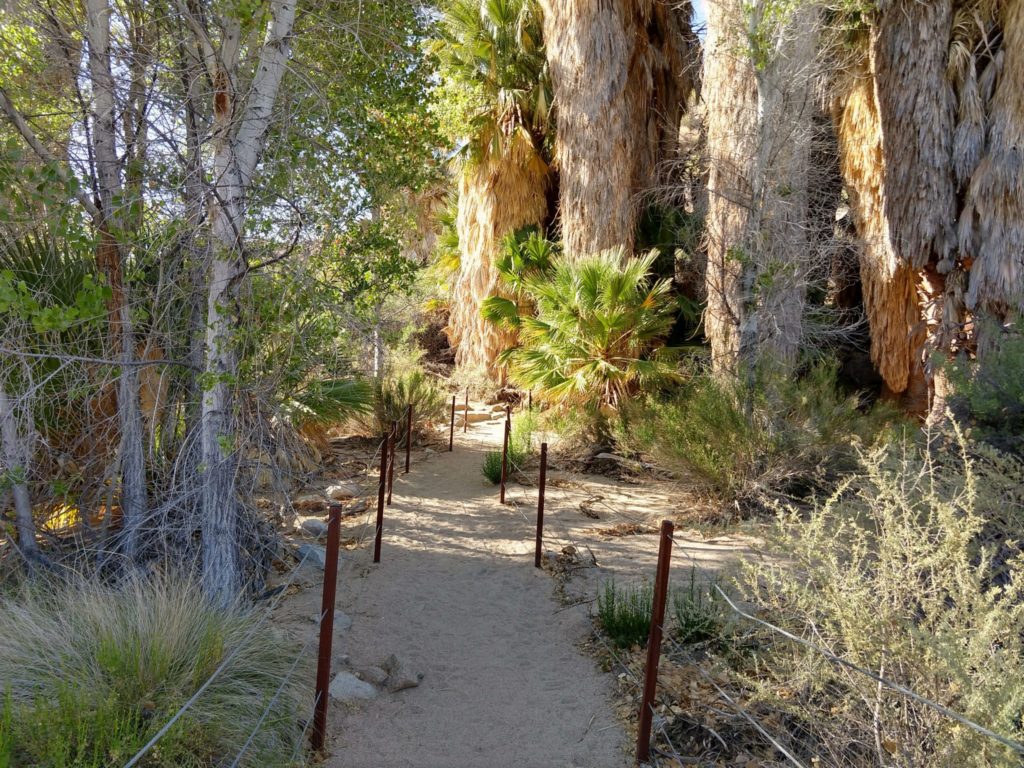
<box><xmin>319</xmin><ymin>416</ymin><xmax>631</xmax><ymax>768</ymax></box>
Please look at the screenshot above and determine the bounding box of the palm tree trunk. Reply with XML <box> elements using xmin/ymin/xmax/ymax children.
<box><xmin>540</xmin><ymin>0</ymin><xmax>698</xmax><ymax>259</ymax></box>
<box><xmin>835</xmin><ymin>1</ymin><xmax>962</xmax><ymax>416</ymax></box>
<box><xmin>449</xmin><ymin>138</ymin><xmax>549</xmax><ymax>375</ymax></box>
<box><xmin>958</xmin><ymin>0</ymin><xmax>1024</xmax><ymax>355</ymax></box>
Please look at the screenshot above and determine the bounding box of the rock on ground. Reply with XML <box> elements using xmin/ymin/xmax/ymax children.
<box><xmin>329</xmin><ymin>672</ymin><xmax>377</xmax><ymax>702</ymax></box>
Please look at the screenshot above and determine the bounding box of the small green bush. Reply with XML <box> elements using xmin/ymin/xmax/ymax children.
<box><xmin>737</xmin><ymin>428</ymin><xmax>1024</xmax><ymax>767</ymax></box>
<box><xmin>366</xmin><ymin>369</ymin><xmax>446</xmax><ymax>437</ymax></box>
<box><xmin>481</xmin><ymin>450</ymin><xmax>504</xmax><ymax>484</ymax></box>
<box><xmin>481</xmin><ymin>413</ymin><xmax>535</xmax><ymax>484</ymax></box>
<box><xmin>672</xmin><ymin>568</ymin><xmax>723</xmax><ymax>645</ymax></box>
<box><xmin>614</xmin><ymin>361</ymin><xmax>899</xmax><ymax>506</ymax></box>
<box><xmin>596</xmin><ymin>580</ymin><xmax>654</xmax><ymax>648</ymax></box>
<box><xmin>0</xmin><ymin>576</ymin><xmax>306</xmax><ymax>767</ymax></box>
<box><xmin>950</xmin><ymin>331</ymin><xmax>1024</xmax><ymax>452</ymax></box>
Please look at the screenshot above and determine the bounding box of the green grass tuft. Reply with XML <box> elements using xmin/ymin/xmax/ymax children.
<box><xmin>596</xmin><ymin>579</ymin><xmax>653</xmax><ymax>648</ymax></box>
<box><xmin>0</xmin><ymin>575</ymin><xmax>307</xmax><ymax>767</ymax></box>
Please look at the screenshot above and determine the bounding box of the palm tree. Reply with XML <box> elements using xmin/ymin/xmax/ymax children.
<box><xmin>539</xmin><ymin>0</ymin><xmax>700</xmax><ymax>258</ymax></box>
<box><xmin>432</xmin><ymin>0</ymin><xmax>555</xmax><ymax>375</ymax></box>
<box><xmin>500</xmin><ymin>249</ymin><xmax>681</xmax><ymax>411</ymax></box>
<box><xmin>833</xmin><ymin>0</ymin><xmax>1024</xmax><ymax>416</ymax></box>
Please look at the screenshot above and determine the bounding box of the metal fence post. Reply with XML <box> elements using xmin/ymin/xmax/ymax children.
<box><xmin>534</xmin><ymin>442</ymin><xmax>547</xmax><ymax>568</ymax></box>
<box><xmin>374</xmin><ymin>435</ymin><xmax>387</xmax><ymax>563</ymax></box>
<box><xmin>464</xmin><ymin>387</ymin><xmax>469</xmax><ymax>433</ymax></box>
<box><xmin>311</xmin><ymin>503</ymin><xmax>342</xmax><ymax>753</ymax></box>
<box><xmin>449</xmin><ymin>395</ymin><xmax>455</xmax><ymax>451</ymax></box>
<box><xmin>499</xmin><ymin>417</ymin><xmax>510</xmax><ymax>504</ymax></box>
<box><xmin>387</xmin><ymin>421</ymin><xmax>395</xmax><ymax>505</ymax></box>
<box><xmin>404</xmin><ymin>404</ymin><xmax>413</xmax><ymax>473</ymax></box>
<box><xmin>637</xmin><ymin>519</ymin><xmax>674</xmax><ymax>764</ymax></box>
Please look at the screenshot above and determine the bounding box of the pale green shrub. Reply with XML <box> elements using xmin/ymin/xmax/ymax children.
<box><xmin>0</xmin><ymin>576</ymin><xmax>307</xmax><ymax>767</ymax></box>
<box><xmin>597</xmin><ymin>580</ymin><xmax>654</xmax><ymax>648</ymax></box>
<box><xmin>613</xmin><ymin>362</ymin><xmax>900</xmax><ymax>506</ymax></box>
<box><xmin>738</xmin><ymin>427</ymin><xmax>1024</xmax><ymax>767</ymax></box>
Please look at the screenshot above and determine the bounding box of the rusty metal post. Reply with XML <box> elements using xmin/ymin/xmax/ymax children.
<box><xmin>404</xmin><ymin>404</ymin><xmax>413</xmax><ymax>473</ymax></box>
<box><xmin>311</xmin><ymin>503</ymin><xmax>342</xmax><ymax>753</ymax></box>
<box><xmin>636</xmin><ymin>519</ymin><xmax>674</xmax><ymax>764</ymax></box>
<box><xmin>463</xmin><ymin>387</ymin><xmax>469</xmax><ymax>433</ymax></box>
<box><xmin>499</xmin><ymin>417</ymin><xmax>510</xmax><ymax>504</ymax></box>
<box><xmin>534</xmin><ymin>442</ymin><xmax>547</xmax><ymax>568</ymax></box>
<box><xmin>449</xmin><ymin>395</ymin><xmax>455</xmax><ymax>451</ymax></box>
<box><xmin>528</xmin><ymin>389</ymin><xmax>532</xmax><ymax>411</ymax></box>
<box><xmin>374</xmin><ymin>435</ymin><xmax>387</xmax><ymax>563</ymax></box>
<box><xmin>386</xmin><ymin>420</ymin><xmax>397</xmax><ymax>505</ymax></box>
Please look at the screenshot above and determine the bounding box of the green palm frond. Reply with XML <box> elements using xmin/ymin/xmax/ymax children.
<box><xmin>504</xmin><ymin>250</ymin><xmax>682</xmax><ymax>408</ymax></box>
<box><xmin>433</xmin><ymin>0</ymin><xmax>551</xmax><ymax>160</ymax></box>
<box><xmin>288</xmin><ymin>378</ymin><xmax>373</xmax><ymax>426</ymax></box>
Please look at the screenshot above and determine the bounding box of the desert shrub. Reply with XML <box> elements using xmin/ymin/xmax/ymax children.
<box><xmin>366</xmin><ymin>369</ymin><xmax>446</xmax><ymax>437</ymax></box>
<box><xmin>950</xmin><ymin>331</ymin><xmax>1024</xmax><ymax>452</ymax></box>
<box><xmin>0</xmin><ymin>576</ymin><xmax>306</xmax><ymax>767</ymax></box>
<box><xmin>597</xmin><ymin>579</ymin><xmax>654</xmax><ymax>648</ymax></box>
<box><xmin>615</xmin><ymin>361</ymin><xmax>898</xmax><ymax>506</ymax></box>
<box><xmin>736</xmin><ymin>428</ymin><xmax>1024</xmax><ymax>767</ymax></box>
<box><xmin>480</xmin><ymin>412</ymin><xmax>535</xmax><ymax>483</ymax></box>
<box><xmin>672</xmin><ymin>568</ymin><xmax>724</xmax><ymax>646</ymax></box>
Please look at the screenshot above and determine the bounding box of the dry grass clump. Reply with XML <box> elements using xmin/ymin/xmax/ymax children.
<box><xmin>0</xmin><ymin>575</ymin><xmax>306</xmax><ymax>767</ymax></box>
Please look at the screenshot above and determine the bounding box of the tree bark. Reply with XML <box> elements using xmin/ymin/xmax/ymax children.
<box><xmin>85</xmin><ymin>0</ymin><xmax>148</xmax><ymax>558</ymax></box>
<box><xmin>703</xmin><ymin>0</ymin><xmax>817</xmax><ymax>377</ymax></box>
<box><xmin>199</xmin><ymin>0</ymin><xmax>296</xmax><ymax>606</ymax></box>
<box><xmin>540</xmin><ymin>0</ymin><xmax>698</xmax><ymax>259</ymax></box>
<box><xmin>0</xmin><ymin>383</ymin><xmax>40</xmax><ymax>569</ymax></box>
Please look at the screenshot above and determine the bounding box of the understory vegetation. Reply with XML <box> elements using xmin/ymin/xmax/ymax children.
<box><xmin>0</xmin><ymin>577</ymin><xmax>304</xmax><ymax>767</ymax></box>
<box><xmin>731</xmin><ymin>429</ymin><xmax>1024</xmax><ymax>767</ymax></box>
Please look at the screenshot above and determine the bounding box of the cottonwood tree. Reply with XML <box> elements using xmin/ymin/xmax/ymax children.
<box><xmin>703</xmin><ymin>0</ymin><xmax>824</xmax><ymax>383</ymax></box>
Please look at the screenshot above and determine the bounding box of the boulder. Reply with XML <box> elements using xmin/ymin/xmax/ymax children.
<box><xmin>296</xmin><ymin>543</ymin><xmax>327</xmax><ymax>569</ymax></box>
<box><xmin>342</xmin><ymin>499</ymin><xmax>368</xmax><ymax>517</ymax></box>
<box><xmin>292</xmin><ymin>494</ymin><xmax>327</xmax><ymax>511</ymax></box>
<box><xmin>329</xmin><ymin>672</ymin><xmax>377</xmax><ymax>702</ymax></box>
<box><xmin>326</xmin><ymin>482</ymin><xmax>361</xmax><ymax>500</ymax></box>
<box><xmin>298</xmin><ymin>518</ymin><xmax>328</xmax><ymax>538</ymax></box>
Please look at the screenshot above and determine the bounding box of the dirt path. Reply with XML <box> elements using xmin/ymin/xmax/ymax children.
<box><xmin>314</xmin><ymin>415</ymin><xmax>631</xmax><ymax>768</ymax></box>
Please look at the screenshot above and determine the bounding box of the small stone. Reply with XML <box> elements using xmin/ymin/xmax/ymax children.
<box><xmin>299</xmin><ymin>518</ymin><xmax>328</xmax><ymax>538</ymax></box>
<box><xmin>296</xmin><ymin>543</ymin><xmax>327</xmax><ymax>569</ymax></box>
<box><xmin>292</xmin><ymin>494</ymin><xmax>327</xmax><ymax>511</ymax></box>
<box><xmin>387</xmin><ymin>673</ymin><xmax>423</xmax><ymax>693</ymax></box>
<box><xmin>329</xmin><ymin>672</ymin><xmax>377</xmax><ymax>701</ymax></box>
<box><xmin>359</xmin><ymin>666</ymin><xmax>388</xmax><ymax>685</ymax></box>
<box><xmin>342</xmin><ymin>499</ymin><xmax>368</xmax><ymax>517</ymax></box>
<box><xmin>380</xmin><ymin>654</ymin><xmax>401</xmax><ymax>675</ymax></box>
<box><xmin>326</xmin><ymin>482</ymin><xmax>361</xmax><ymax>500</ymax></box>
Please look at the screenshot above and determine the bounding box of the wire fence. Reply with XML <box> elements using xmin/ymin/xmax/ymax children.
<box><xmin>118</xmin><ymin>432</ymin><xmax>390</xmax><ymax>768</ymax></box>
<box><xmin>609</xmin><ymin>520</ymin><xmax>1024</xmax><ymax>767</ymax></box>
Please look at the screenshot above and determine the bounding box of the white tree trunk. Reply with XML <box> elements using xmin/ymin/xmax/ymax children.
<box><xmin>199</xmin><ymin>0</ymin><xmax>296</xmax><ymax>606</ymax></box>
<box><xmin>86</xmin><ymin>0</ymin><xmax>148</xmax><ymax>559</ymax></box>
<box><xmin>0</xmin><ymin>383</ymin><xmax>39</xmax><ymax>568</ymax></box>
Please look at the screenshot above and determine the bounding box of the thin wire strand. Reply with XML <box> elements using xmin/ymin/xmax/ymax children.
<box><xmin>664</xmin><ymin>533</ymin><xmax>1024</xmax><ymax>757</ymax></box>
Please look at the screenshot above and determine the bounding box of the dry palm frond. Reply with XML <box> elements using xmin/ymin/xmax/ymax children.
<box><xmin>540</xmin><ymin>0</ymin><xmax>699</xmax><ymax>258</ymax></box>
<box><xmin>959</xmin><ymin>0</ymin><xmax>1024</xmax><ymax>327</ymax></box>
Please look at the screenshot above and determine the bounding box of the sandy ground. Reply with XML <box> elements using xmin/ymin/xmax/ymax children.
<box><xmin>273</xmin><ymin>405</ymin><xmax>758</xmax><ymax>768</ymax></box>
